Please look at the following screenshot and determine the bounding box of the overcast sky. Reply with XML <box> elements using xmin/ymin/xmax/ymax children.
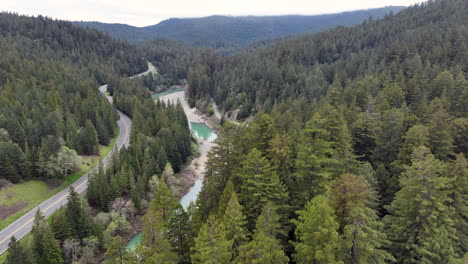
<box><xmin>3</xmin><ymin>0</ymin><xmax>428</xmax><ymax>27</ymax></box>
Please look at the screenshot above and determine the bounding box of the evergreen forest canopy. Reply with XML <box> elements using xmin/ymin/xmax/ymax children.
<box><xmin>0</xmin><ymin>12</ymin><xmax>147</xmax><ymax>183</ymax></box>
<box><xmin>74</xmin><ymin>6</ymin><xmax>404</xmax><ymax>52</ymax></box>
<box><xmin>189</xmin><ymin>0</ymin><xmax>468</xmax><ymax>263</ymax></box>
<box><xmin>187</xmin><ymin>0</ymin><xmax>467</xmax><ymax>120</ymax></box>
<box><xmin>2</xmin><ymin>0</ymin><xmax>468</xmax><ymax>263</ymax></box>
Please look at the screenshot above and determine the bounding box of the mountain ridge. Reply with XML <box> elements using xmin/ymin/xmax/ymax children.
<box><xmin>74</xmin><ymin>6</ymin><xmax>405</xmax><ymax>49</ymax></box>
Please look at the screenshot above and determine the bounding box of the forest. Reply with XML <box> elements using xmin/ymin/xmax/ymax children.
<box><xmin>75</xmin><ymin>6</ymin><xmax>404</xmax><ymax>51</ymax></box>
<box><xmin>2</xmin><ymin>0</ymin><xmax>468</xmax><ymax>263</ymax></box>
<box><xmin>0</xmin><ymin>12</ymin><xmax>147</xmax><ymax>183</ymax></box>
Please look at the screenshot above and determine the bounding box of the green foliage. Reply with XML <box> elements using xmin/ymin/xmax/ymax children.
<box><xmin>166</xmin><ymin>205</ymin><xmax>193</xmax><ymax>264</ymax></box>
<box><xmin>216</xmin><ymin>180</ymin><xmax>235</xmax><ymax>219</ymax></box>
<box><xmin>234</xmin><ymin>232</ymin><xmax>289</xmax><ymax>264</ymax></box>
<box><xmin>111</xmin><ymin>78</ymin><xmax>192</xmax><ymax>172</ymax></box>
<box><xmin>31</xmin><ymin>211</ymin><xmax>63</xmax><ymax>264</ymax></box>
<box><xmin>293</xmin><ymin>113</ymin><xmax>337</xmax><ymax>206</ymax></box>
<box><xmin>292</xmin><ymin>195</ymin><xmax>342</xmax><ymax>264</ymax></box>
<box><xmin>385</xmin><ymin>146</ymin><xmax>457</xmax><ymax>263</ymax></box>
<box><xmin>428</xmin><ymin>103</ymin><xmax>454</xmax><ymax>160</ymax></box>
<box><xmin>254</xmin><ymin>202</ymin><xmax>285</xmax><ymax>239</ymax></box>
<box><xmin>329</xmin><ymin>173</ymin><xmax>374</xmax><ymax>230</ymax></box>
<box><xmin>342</xmin><ymin>207</ymin><xmax>394</xmax><ymax>263</ymax></box>
<box><xmin>372</xmin><ymin>108</ymin><xmax>405</xmax><ymax>165</ymax></box>
<box><xmin>142</xmin><ymin>177</ymin><xmax>178</xmax><ymax>248</ymax></box>
<box><xmin>77</xmin><ymin>7</ymin><xmax>404</xmax><ymax>50</ymax></box>
<box><xmin>65</xmin><ymin>186</ymin><xmax>94</xmax><ymax>240</ymax></box>
<box><xmin>238</xmin><ymin>148</ymin><xmax>289</xmax><ymax>229</ymax></box>
<box><xmin>0</xmin><ymin>12</ymin><xmax>145</xmax><ymax>182</ymax></box>
<box><xmin>5</xmin><ymin>237</ymin><xmax>32</xmax><ymax>264</ymax></box>
<box><xmin>104</xmin><ymin>235</ymin><xmax>127</xmax><ymax>264</ymax></box>
<box><xmin>191</xmin><ymin>216</ymin><xmax>233</xmax><ymax>264</ymax></box>
<box><xmin>449</xmin><ymin>154</ymin><xmax>468</xmax><ymax>256</ymax></box>
<box><xmin>221</xmin><ymin>192</ymin><xmax>249</xmax><ymax>257</ymax></box>
<box><xmin>234</xmin><ymin>202</ymin><xmax>291</xmax><ymax>264</ymax></box>
<box><xmin>197</xmin><ymin>122</ymin><xmax>243</xmax><ymax>221</ymax></box>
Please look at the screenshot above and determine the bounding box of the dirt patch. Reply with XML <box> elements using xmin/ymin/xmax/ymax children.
<box><xmin>46</xmin><ymin>179</ymin><xmax>63</xmax><ymax>190</ymax></box>
<box><xmin>0</xmin><ymin>179</ymin><xmax>12</xmax><ymax>190</ymax></box>
<box><xmin>0</xmin><ymin>201</ymin><xmax>28</xmax><ymax>220</ymax></box>
<box><xmin>169</xmin><ymin>166</ymin><xmax>198</xmax><ymax>199</ymax></box>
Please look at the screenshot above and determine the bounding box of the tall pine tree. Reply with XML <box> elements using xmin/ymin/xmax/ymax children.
<box><xmin>385</xmin><ymin>146</ymin><xmax>456</xmax><ymax>263</ymax></box>
<box><xmin>191</xmin><ymin>215</ymin><xmax>233</xmax><ymax>264</ymax></box>
<box><xmin>292</xmin><ymin>195</ymin><xmax>342</xmax><ymax>264</ymax></box>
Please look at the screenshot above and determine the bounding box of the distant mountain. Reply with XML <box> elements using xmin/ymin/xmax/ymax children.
<box><xmin>74</xmin><ymin>6</ymin><xmax>405</xmax><ymax>49</ymax></box>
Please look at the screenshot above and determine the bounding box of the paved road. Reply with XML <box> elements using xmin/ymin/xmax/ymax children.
<box><xmin>0</xmin><ymin>66</ymin><xmax>147</xmax><ymax>254</ymax></box>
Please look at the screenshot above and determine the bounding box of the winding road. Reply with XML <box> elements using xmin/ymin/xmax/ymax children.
<box><xmin>0</xmin><ymin>64</ymin><xmax>155</xmax><ymax>255</ymax></box>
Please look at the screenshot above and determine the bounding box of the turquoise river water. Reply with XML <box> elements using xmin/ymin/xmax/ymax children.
<box><xmin>126</xmin><ymin>90</ymin><xmax>217</xmax><ymax>250</ymax></box>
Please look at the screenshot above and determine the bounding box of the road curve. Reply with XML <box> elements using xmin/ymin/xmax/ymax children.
<box><xmin>0</xmin><ymin>64</ymin><xmax>154</xmax><ymax>255</ymax></box>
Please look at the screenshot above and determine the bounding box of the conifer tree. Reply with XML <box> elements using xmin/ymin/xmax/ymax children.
<box><xmin>50</xmin><ymin>207</ymin><xmax>73</xmax><ymax>241</ymax></box>
<box><xmin>66</xmin><ymin>186</ymin><xmax>93</xmax><ymax>240</ymax></box>
<box><xmin>428</xmin><ymin>104</ymin><xmax>454</xmax><ymax>161</ymax></box>
<box><xmin>372</xmin><ymin>108</ymin><xmax>405</xmax><ymax>165</ymax></box>
<box><xmin>31</xmin><ymin>210</ymin><xmax>63</xmax><ymax>264</ymax></box>
<box><xmin>342</xmin><ymin>206</ymin><xmax>394</xmax><ymax>264</ymax></box>
<box><xmin>156</xmin><ymin>147</ymin><xmax>168</xmax><ymax>173</ymax></box>
<box><xmin>239</xmin><ymin>148</ymin><xmax>289</xmax><ymax>229</ymax></box>
<box><xmin>166</xmin><ymin>205</ymin><xmax>193</xmax><ymax>264</ymax></box>
<box><xmin>267</xmin><ymin>132</ymin><xmax>295</xmax><ymax>185</ymax></box>
<box><xmin>197</xmin><ymin>122</ymin><xmax>239</xmax><ymax>221</ymax></box>
<box><xmin>329</xmin><ymin>173</ymin><xmax>373</xmax><ymax>230</ymax></box>
<box><xmin>449</xmin><ymin>153</ymin><xmax>468</xmax><ymax>256</ymax></box>
<box><xmin>130</xmin><ymin>108</ymin><xmax>147</xmax><ymax>144</ymax></box>
<box><xmin>351</xmin><ymin>97</ymin><xmax>378</xmax><ymax>162</ymax></box>
<box><xmin>143</xmin><ymin>147</ymin><xmax>160</xmax><ymax>178</ymax></box>
<box><xmin>393</xmin><ymin>124</ymin><xmax>429</xmax><ymax>173</ymax></box>
<box><xmin>320</xmin><ymin>102</ymin><xmax>352</xmax><ymax>156</ymax></box>
<box><xmin>191</xmin><ymin>216</ymin><xmax>233</xmax><ymax>264</ymax></box>
<box><xmin>234</xmin><ymin>232</ymin><xmax>289</xmax><ymax>264</ymax></box>
<box><xmin>293</xmin><ymin>113</ymin><xmax>337</xmax><ymax>207</ymax></box>
<box><xmin>292</xmin><ymin>195</ymin><xmax>342</xmax><ymax>264</ymax></box>
<box><xmin>138</xmin><ymin>175</ymin><xmax>180</xmax><ymax>262</ymax></box>
<box><xmin>81</xmin><ymin>120</ymin><xmax>99</xmax><ymax>155</ymax></box>
<box><xmin>104</xmin><ymin>235</ymin><xmax>127</xmax><ymax>264</ymax></box>
<box><xmin>450</xmin><ymin>117</ymin><xmax>468</xmax><ymax>155</ymax></box>
<box><xmin>221</xmin><ymin>192</ymin><xmax>249</xmax><ymax>256</ymax></box>
<box><xmin>142</xmin><ymin>176</ymin><xmax>178</xmax><ymax>248</ymax></box>
<box><xmin>385</xmin><ymin>146</ymin><xmax>456</xmax><ymax>263</ymax></box>
<box><xmin>5</xmin><ymin>237</ymin><xmax>32</xmax><ymax>264</ymax></box>
<box><xmin>254</xmin><ymin>201</ymin><xmax>284</xmax><ymax>238</ymax></box>
<box><xmin>216</xmin><ymin>180</ymin><xmax>234</xmax><ymax>219</ymax></box>
<box><xmin>131</xmin><ymin>183</ymin><xmax>142</xmax><ymax>213</ymax></box>
<box><xmin>252</xmin><ymin>114</ymin><xmax>277</xmax><ymax>155</ymax></box>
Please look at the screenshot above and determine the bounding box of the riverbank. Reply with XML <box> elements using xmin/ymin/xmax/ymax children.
<box><xmin>158</xmin><ymin>90</ymin><xmax>216</xmax><ymax>205</ymax></box>
<box><xmin>123</xmin><ymin>88</ymin><xmax>218</xmax><ymax>250</ymax></box>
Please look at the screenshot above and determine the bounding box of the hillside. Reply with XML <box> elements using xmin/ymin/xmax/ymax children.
<box><xmin>187</xmin><ymin>0</ymin><xmax>467</xmax><ymax>119</ymax></box>
<box><xmin>75</xmin><ymin>6</ymin><xmax>405</xmax><ymax>49</ymax></box>
<box><xmin>0</xmin><ymin>12</ymin><xmax>146</xmax><ymax>183</ymax></box>
<box><xmin>190</xmin><ymin>1</ymin><xmax>467</xmax><ymax>263</ymax></box>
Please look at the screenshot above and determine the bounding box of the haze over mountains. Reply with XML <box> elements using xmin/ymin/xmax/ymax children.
<box><xmin>74</xmin><ymin>6</ymin><xmax>404</xmax><ymax>49</ymax></box>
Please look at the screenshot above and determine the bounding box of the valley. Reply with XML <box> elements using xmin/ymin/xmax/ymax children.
<box><xmin>0</xmin><ymin>1</ymin><xmax>467</xmax><ymax>263</ymax></box>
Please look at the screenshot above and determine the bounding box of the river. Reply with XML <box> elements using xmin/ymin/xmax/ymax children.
<box><xmin>126</xmin><ymin>89</ymin><xmax>217</xmax><ymax>250</ymax></box>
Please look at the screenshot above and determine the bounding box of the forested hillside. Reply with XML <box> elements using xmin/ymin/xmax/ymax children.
<box><xmin>188</xmin><ymin>0</ymin><xmax>467</xmax><ymax>119</ymax></box>
<box><xmin>1</xmin><ymin>14</ymin><xmax>195</xmax><ymax>264</ymax></box>
<box><xmin>75</xmin><ymin>6</ymin><xmax>404</xmax><ymax>51</ymax></box>
<box><xmin>186</xmin><ymin>0</ymin><xmax>467</xmax><ymax>263</ymax></box>
<box><xmin>0</xmin><ymin>13</ymin><xmax>146</xmax><ymax>183</ymax></box>
<box><xmin>2</xmin><ymin>0</ymin><xmax>467</xmax><ymax>263</ymax></box>
<box><xmin>138</xmin><ymin>39</ymin><xmax>220</xmax><ymax>90</ymax></box>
